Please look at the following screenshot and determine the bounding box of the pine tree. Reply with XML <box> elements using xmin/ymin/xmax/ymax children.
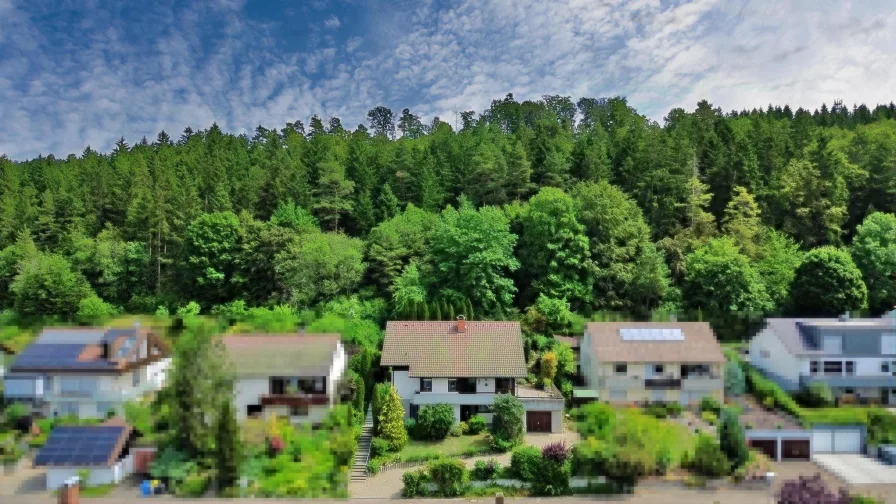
<box><xmin>214</xmin><ymin>396</ymin><xmax>242</xmax><ymax>491</ymax></box>
<box><xmin>376</xmin><ymin>184</ymin><xmax>401</xmax><ymax>223</ymax></box>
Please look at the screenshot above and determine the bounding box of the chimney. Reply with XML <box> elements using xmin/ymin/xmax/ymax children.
<box><xmin>457</xmin><ymin>315</ymin><xmax>466</xmax><ymax>333</ymax></box>
<box><xmin>839</xmin><ymin>312</ymin><xmax>851</xmax><ymax>322</ymax></box>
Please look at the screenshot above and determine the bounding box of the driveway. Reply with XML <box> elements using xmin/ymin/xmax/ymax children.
<box><xmin>0</xmin><ymin>463</ymin><xmax>47</xmax><ymax>497</ymax></box>
<box><xmin>813</xmin><ymin>454</ymin><xmax>896</xmax><ymax>484</ymax></box>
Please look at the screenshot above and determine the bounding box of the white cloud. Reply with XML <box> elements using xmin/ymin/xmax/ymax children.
<box><xmin>324</xmin><ymin>15</ymin><xmax>340</xmax><ymax>29</ymax></box>
<box><xmin>345</xmin><ymin>36</ymin><xmax>362</xmax><ymax>53</ymax></box>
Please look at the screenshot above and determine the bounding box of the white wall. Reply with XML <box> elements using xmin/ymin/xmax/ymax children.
<box><xmin>476</xmin><ymin>378</ymin><xmax>495</xmax><ymax>393</ymax></box>
<box><xmin>327</xmin><ymin>342</ymin><xmax>347</xmax><ymax>404</ymax></box>
<box><xmin>45</xmin><ymin>463</ymin><xmax>125</xmax><ymax>490</ymax></box>
<box><xmin>391</xmin><ymin>370</ymin><xmax>418</xmax><ymax>401</ymax></box>
<box><xmin>234</xmin><ymin>377</ymin><xmax>269</xmax><ymax>421</ymax></box>
<box><xmin>749</xmin><ymin>327</ymin><xmax>801</xmax><ymax>390</ymax></box>
<box><xmin>144</xmin><ymin>358</ymin><xmax>172</xmax><ymax>389</ymax></box>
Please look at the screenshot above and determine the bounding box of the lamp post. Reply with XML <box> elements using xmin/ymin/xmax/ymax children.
<box><xmin>766</xmin><ymin>471</ymin><xmax>775</xmax><ymax>504</ymax></box>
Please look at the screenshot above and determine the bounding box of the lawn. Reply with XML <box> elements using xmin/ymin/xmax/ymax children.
<box><xmin>399</xmin><ymin>433</ymin><xmax>492</xmax><ymax>461</ymax></box>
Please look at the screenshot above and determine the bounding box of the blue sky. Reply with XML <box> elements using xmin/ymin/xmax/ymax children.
<box><xmin>1</xmin><ymin>0</ymin><xmax>895</xmax><ymax>160</ymax></box>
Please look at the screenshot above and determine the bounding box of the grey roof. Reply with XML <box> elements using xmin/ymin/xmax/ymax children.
<box><xmin>34</xmin><ymin>328</ymin><xmax>107</xmax><ymax>345</ymax></box>
<box><xmin>11</xmin><ymin>344</ymin><xmax>118</xmax><ymax>371</ymax></box>
<box><xmin>763</xmin><ymin>317</ymin><xmax>896</xmax><ymax>356</ymax></box>
<box><xmin>221</xmin><ymin>334</ymin><xmax>341</xmax><ymax>377</ymax></box>
<box><xmin>586</xmin><ymin>322</ymin><xmax>725</xmax><ymax>363</ymax></box>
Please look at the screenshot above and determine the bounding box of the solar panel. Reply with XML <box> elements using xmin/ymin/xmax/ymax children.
<box><xmin>619</xmin><ymin>328</ymin><xmax>685</xmax><ymax>341</ymax></box>
<box><xmin>34</xmin><ymin>426</ymin><xmax>127</xmax><ymax>467</ymax></box>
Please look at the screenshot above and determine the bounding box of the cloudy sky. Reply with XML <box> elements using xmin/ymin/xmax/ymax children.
<box><xmin>1</xmin><ymin>0</ymin><xmax>894</xmax><ymax>160</ymax></box>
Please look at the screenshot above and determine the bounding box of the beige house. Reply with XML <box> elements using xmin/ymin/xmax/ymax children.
<box><xmin>580</xmin><ymin>322</ymin><xmax>725</xmax><ymax>405</ymax></box>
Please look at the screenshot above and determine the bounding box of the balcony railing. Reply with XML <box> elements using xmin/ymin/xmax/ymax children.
<box><xmin>644</xmin><ymin>378</ymin><xmax>682</xmax><ymax>389</ymax></box>
<box><xmin>260</xmin><ymin>393</ymin><xmax>330</xmax><ymax>407</ymax></box>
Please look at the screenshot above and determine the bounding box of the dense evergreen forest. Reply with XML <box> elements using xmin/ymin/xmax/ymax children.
<box><xmin>1</xmin><ymin>95</ymin><xmax>896</xmax><ymax>339</ymax></box>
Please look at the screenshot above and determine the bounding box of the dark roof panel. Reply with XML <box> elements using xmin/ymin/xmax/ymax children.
<box><xmin>10</xmin><ymin>344</ymin><xmax>117</xmax><ymax>371</ymax></box>
<box><xmin>34</xmin><ymin>425</ymin><xmax>131</xmax><ymax>467</ymax></box>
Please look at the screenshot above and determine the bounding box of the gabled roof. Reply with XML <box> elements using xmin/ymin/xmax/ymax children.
<box><xmin>586</xmin><ymin>322</ymin><xmax>725</xmax><ymax>363</ymax></box>
<box><xmin>221</xmin><ymin>334</ymin><xmax>342</xmax><ymax>377</ymax></box>
<box><xmin>34</xmin><ymin>422</ymin><xmax>133</xmax><ymax>467</ymax></box>
<box><xmin>553</xmin><ymin>335</ymin><xmax>580</xmax><ymax>349</ymax></box>
<box><xmin>9</xmin><ymin>326</ymin><xmax>168</xmax><ymax>374</ymax></box>
<box><xmin>381</xmin><ymin>321</ymin><xmax>527</xmax><ymax>378</ymax></box>
<box><xmin>763</xmin><ymin>317</ymin><xmax>896</xmax><ymax>356</ymax></box>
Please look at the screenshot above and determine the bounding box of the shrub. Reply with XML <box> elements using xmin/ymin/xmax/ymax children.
<box><xmin>534</xmin><ymin>450</ymin><xmax>571</xmax><ymax>496</ymax></box>
<box><xmin>656</xmin><ymin>447</ymin><xmax>673</xmax><ymax>475</ymax></box>
<box><xmin>665</xmin><ymin>402</ymin><xmax>683</xmax><ymax>417</ymax></box>
<box><xmin>699</xmin><ymin>395</ymin><xmax>722</xmax><ymax>415</ymax></box>
<box><xmin>417</xmin><ymin>403</ymin><xmax>455</xmax><ymax>440</ymax></box>
<box><xmin>701</xmin><ymin>411</ymin><xmax>718</xmax><ymax>426</ymax></box>
<box><xmin>724</xmin><ymin>361</ymin><xmax>746</xmax><ymax>397</ymax></box>
<box><xmin>470</xmin><ymin>459</ymin><xmax>501</xmax><ymax>481</ymax></box>
<box><xmin>802</xmin><ymin>382</ymin><xmax>834</xmax><ymax>407</ymax></box>
<box><xmin>718</xmin><ymin>409</ymin><xmax>748</xmax><ymax>469</ymax></box>
<box><xmin>510</xmin><ymin>445</ymin><xmax>542</xmax><ymax>481</ymax></box>
<box><xmin>540</xmin><ymin>351</ymin><xmax>558</xmax><ymax>383</ymax></box>
<box><xmin>467</xmin><ymin>415</ymin><xmax>487</xmax><ymax>435</ymax></box>
<box><xmin>370</xmin><ymin>437</ymin><xmax>391</xmax><ymax>458</ymax></box>
<box><xmin>376</xmin><ymin>385</ymin><xmax>408</xmax><ymax>451</ymax></box>
<box><xmin>776</xmin><ymin>473</ymin><xmax>850</xmax><ymax>504</ymax></box>
<box><xmin>542</xmin><ymin>441</ymin><xmax>570</xmax><ymax>464</ymax></box>
<box><xmin>688</xmin><ymin>435</ymin><xmax>730</xmax><ymax>478</ymax></box>
<box><xmin>401</xmin><ymin>468</ymin><xmax>430</xmax><ymax>498</ymax></box>
<box><xmin>448</xmin><ymin>423</ymin><xmax>463</xmax><ymax>437</ymax></box>
<box><xmin>491</xmin><ymin>394</ymin><xmax>525</xmax><ymax>449</ymax></box>
<box><xmin>458</xmin><ymin>421</ymin><xmax>469</xmax><ymax>435</ymax></box>
<box><xmin>645</xmin><ymin>404</ymin><xmax>668</xmax><ymax>419</ymax></box>
<box><xmin>175</xmin><ymin>470</ymin><xmax>211</xmax><ymax>497</ymax></box>
<box><xmin>763</xmin><ymin>396</ymin><xmax>776</xmax><ymax>410</ymax></box>
<box><xmin>427</xmin><ymin>458</ymin><xmax>467</xmax><ymax>497</ymax></box>
<box><xmin>3</xmin><ymin>403</ymin><xmax>29</xmax><ymax>429</ymax></box>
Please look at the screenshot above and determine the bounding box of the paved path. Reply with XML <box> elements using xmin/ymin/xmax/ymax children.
<box><xmin>813</xmin><ymin>454</ymin><xmax>896</xmax><ymax>484</ymax></box>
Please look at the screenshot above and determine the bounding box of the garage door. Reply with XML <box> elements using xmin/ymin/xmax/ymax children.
<box><xmin>812</xmin><ymin>429</ymin><xmax>863</xmax><ymax>453</ymax></box>
<box><xmin>749</xmin><ymin>439</ymin><xmax>777</xmax><ymax>460</ymax></box>
<box><xmin>782</xmin><ymin>439</ymin><xmax>811</xmax><ymax>460</ymax></box>
<box><xmin>526</xmin><ymin>411</ymin><xmax>551</xmax><ymax>433</ymax></box>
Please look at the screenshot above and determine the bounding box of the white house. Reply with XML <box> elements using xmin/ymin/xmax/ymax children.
<box><xmin>223</xmin><ymin>333</ymin><xmax>347</xmax><ymax>424</ymax></box>
<box><xmin>749</xmin><ymin>312</ymin><xmax>896</xmax><ymax>404</ymax></box>
<box><xmin>380</xmin><ymin>318</ymin><xmax>564</xmax><ymax>433</ymax></box>
<box><xmin>35</xmin><ymin>419</ymin><xmax>137</xmax><ymax>490</ymax></box>
<box><xmin>3</xmin><ymin>327</ymin><xmax>171</xmax><ymax>418</ymax></box>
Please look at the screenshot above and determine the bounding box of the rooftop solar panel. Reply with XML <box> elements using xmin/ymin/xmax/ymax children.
<box><xmin>34</xmin><ymin>426</ymin><xmax>128</xmax><ymax>467</ymax></box>
<box><xmin>619</xmin><ymin>328</ymin><xmax>685</xmax><ymax>341</ymax></box>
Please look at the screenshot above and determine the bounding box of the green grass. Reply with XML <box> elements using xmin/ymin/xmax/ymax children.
<box><xmin>399</xmin><ymin>433</ymin><xmax>492</xmax><ymax>461</ymax></box>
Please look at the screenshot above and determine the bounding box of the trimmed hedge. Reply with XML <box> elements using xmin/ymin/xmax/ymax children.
<box><xmin>509</xmin><ymin>445</ymin><xmax>542</xmax><ymax>481</ymax></box>
<box><xmin>467</xmin><ymin>415</ymin><xmax>487</xmax><ymax>435</ymax></box>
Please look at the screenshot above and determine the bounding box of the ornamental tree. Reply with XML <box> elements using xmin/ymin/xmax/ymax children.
<box><xmin>790</xmin><ymin>246</ymin><xmax>867</xmax><ymax>316</ymax></box>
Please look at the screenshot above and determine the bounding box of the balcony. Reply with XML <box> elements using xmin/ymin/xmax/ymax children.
<box><xmin>260</xmin><ymin>393</ymin><xmax>330</xmax><ymax>407</ymax></box>
<box><xmin>413</xmin><ymin>392</ymin><xmax>499</xmax><ymax>406</ymax></box>
<box><xmin>681</xmin><ymin>376</ymin><xmax>723</xmax><ymax>392</ymax></box>
<box><xmin>644</xmin><ymin>378</ymin><xmax>682</xmax><ymax>389</ymax></box>
<box><xmin>44</xmin><ymin>384</ymin><xmax>158</xmax><ymax>403</ymax></box>
<box><xmin>800</xmin><ymin>374</ymin><xmax>896</xmax><ymax>388</ymax></box>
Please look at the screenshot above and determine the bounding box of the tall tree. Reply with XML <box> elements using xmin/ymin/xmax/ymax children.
<box><xmin>367</xmin><ymin>106</ymin><xmax>396</xmax><ymax>139</ymax></box>
<box><xmin>313</xmin><ymin>159</ymin><xmax>354</xmax><ymax>231</ymax></box>
<box><xmin>850</xmin><ymin>212</ymin><xmax>896</xmax><ymax>314</ymax></box>
<box><xmin>790</xmin><ymin>246</ymin><xmax>868</xmax><ymax>316</ymax></box>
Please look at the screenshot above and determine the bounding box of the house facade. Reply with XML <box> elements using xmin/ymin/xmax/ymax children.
<box><xmin>381</xmin><ymin>318</ymin><xmax>564</xmax><ymax>433</ymax></box>
<box><xmin>749</xmin><ymin>312</ymin><xmax>896</xmax><ymax>404</ymax></box>
<box><xmin>580</xmin><ymin>322</ymin><xmax>725</xmax><ymax>405</ymax></box>
<box><xmin>223</xmin><ymin>334</ymin><xmax>347</xmax><ymax>424</ymax></box>
<box><xmin>3</xmin><ymin>327</ymin><xmax>171</xmax><ymax>418</ymax></box>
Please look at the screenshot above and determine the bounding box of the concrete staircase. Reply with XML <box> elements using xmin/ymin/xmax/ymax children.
<box><xmin>351</xmin><ymin>409</ymin><xmax>374</xmax><ymax>481</ymax></box>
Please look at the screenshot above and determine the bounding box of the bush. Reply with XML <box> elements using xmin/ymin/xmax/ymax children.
<box><xmin>645</xmin><ymin>404</ymin><xmax>668</xmax><ymax>419</ymax></box>
<box><xmin>459</xmin><ymin>421</ymin><xmax>470</xmax><ymax>434</ymax></box>
<box><xmin>427</xmin><ymin>458</ymin><xmax>467</xmax><ymax>497</ymax></box>
<box><xmin>370</xmin><ymin>437</ymin><xmax>391</xmax><ymax>458</ymax></box>
<box><xmin>491</xmin><ymin>394</ymin><xmax>525</xmax><ymax>449</ymax></box>
<box><xmin>404</xmin><ymin>418</ymin><xmax>417</xmax><ymax>437</ymax></box>
<box><xmin>688</xmin><ymin>435</ymin><xmax>730</xmax><ymax>478</ymax></box>
<box><xmin>510</xmin><ymin>445</ymin><xmax>542</xmax><ymax>481</ymax></box>
<box><xmin>718</xmin><ymin>409</ymin><xmax>748</xmax><ymax>469</ymax></box>
<box><xmin>175</xmin><ymin>470</ymin><xmax>211</xmax><ymax>497</ymax></box>
<box><xmin>470</xmin><ymin>459</ymin><xmax>501</xmax><ymax>481</ymax></box>
<box><xmin>448</xmin><ymin>423</ymin><xmax>463</xmax><ymax>437</ymax></box>
<box><xmin>699</xmin><ymin>395</ymin><xmax>722</xmax><ymax>416</ymax></box>
<box><xmin>540</xmin><ymin>351</ymin><xmax>558</xmax><ymax>383</ymax></box>
<box><xmin>401</xmin><ymin>468</ymin><xmax>430</xmax><ymax>498</ymax></box>
<box><xmin>467</xmin><ymin>415</ymin><xmax>487</xmax><ymax>435</ymax></box>
<box><xmin>724</xmin><ymin>361</ymin><xmax>746</xmax><ymax>397</ymax></box>
<box><xmin>534</xmin><ymin>450</ymin><xmax>571</xmax><ymax>496</ymax></box>
<box><xmin>3</xmin><ymin>403</ymin><xmax>29</xmax><ymax>429</ymax></box>
<box><xmin>417</xmin><ymin>403</ymin><xmax>455</xmax><ymax>440</ymax></box>
<box><xmin>763</xmin><ymin>396</ymin><xmax>776</xmax><ymax>410</ymax></box>
<box><xmin>746</xmin><ymin>366</ymin><xmax>801</xmax><ymax>417</ymax></box>
<box><xmin>376</xmin><ymin>385</ymin><xmax>408</xmax><ymax>451</ymax></box>
<box><xmin>802</xmin><ymin>382</ymin><xmax>834</xmax><ymax>407</ymax></box>
<box><xmin>665</xmin><ymin>402</ymin><xmax>683</xmax><ymax>417</ymax></box>
<box><xmin>777</xmin><ymin>473</ymin><xmax>850</xmax><ymax>503</ymax></box>
<box><xmin>542</xmin><ymin>441</ymin><xmax>570</xmax><ymax>463</ymax></box>
<box><xmin>701</xmin><ymin>411</ymin><xmax>718</xmax><ymax>426</ymax></box>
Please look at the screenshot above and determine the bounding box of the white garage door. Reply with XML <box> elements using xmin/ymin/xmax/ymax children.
<box><xmin>812</xmin><ymin>429</ymin><xmax>863</xmax><ymax>454</ymax></box>
<box><xmin>812</xmin><ymin>430</ymin><xmax>833</xmax><ymax>452</ymax></box>
<box><xmin>833</xmin><ymin>430</ymin><xmax>862</xmax><ymax>453</ymax></box>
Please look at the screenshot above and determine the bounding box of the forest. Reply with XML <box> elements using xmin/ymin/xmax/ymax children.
<box><xmin>1</xmin><ymin>95</ymin><xmax>895</xmax><ymax>341</ymax></box>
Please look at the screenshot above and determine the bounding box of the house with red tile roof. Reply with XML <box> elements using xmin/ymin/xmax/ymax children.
<box><xmin>222</xmin><ymin>333</ymin><xmax>347</xmax><ymax>424</ymax></box>
<box><xmin>381</xmin><ymin>317</ymin><xmax>564</xmax><ymax>433</ymax></box>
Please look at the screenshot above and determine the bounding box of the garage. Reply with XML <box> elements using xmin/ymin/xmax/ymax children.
<box><xmin>782</xmin><ymin>439</ymin><xmax>811</xmax><ymax>460</ymax></box>
<box><xmin>812</xmin><ymin>428</ymin><xmax>863</xmax><ymax>454</ymax></box>
<box><xmin>749</xmin><ymin>439</ymin><xmax>777</xmax><ymax>460</ymax></box>
<box><xmin>526</xmin><ymin>411</ymin><xmax>552</xmax><ymax>433</ymax></box>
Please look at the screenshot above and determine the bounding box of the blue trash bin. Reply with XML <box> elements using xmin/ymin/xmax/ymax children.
<box><xmin>140</xmin><ymin>480</ymin><xmax>152</xmax><ymax>497</ymax></box>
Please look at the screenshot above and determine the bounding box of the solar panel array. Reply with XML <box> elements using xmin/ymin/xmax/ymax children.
<box><xmin>10</xmin><ymin>344</ymin><xmax>117</xmax><ymax>371</ymax></box>
<box><xmin>619</xmin><ymin>328</ymin><xmax>685</xmax><ymax>341</ymax></box>
<box><xmin>34</xmin><ymin>426</ymin><xmax>127</xmax><ymax>467</ymax></box>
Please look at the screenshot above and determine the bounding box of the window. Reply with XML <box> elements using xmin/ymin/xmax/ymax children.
<box><xmin>472</xmin><ymin>404</ymin><xmax>493</xmax><ymax>413</ymax></box>
<box><xmin>614</xmin><ymin>364</ymin><xmax>627</xmax><ymax>375</ymax></box>
<box><xmin>270</xmin><ymin>377</ymin><xmax>287</xmax><ymax>395</ymax></box>
<box><xmin>448</xmin><ymin>379</ymin><xmax>457</xmax><ymax>392</ymax></box>
<box><xmin>654</xmin><ymin>364</ymin><xmax>664</xmax><ymax>374</ymax></box>
<box><xmin>810</xmin><ymin>361</ymin><xmax>819</xmax><ymax>375</ymax></box>
<box><xmin>420</xmin><ymin>378</ymin><xmax>432</xmax><ymax>392</ymax></box>
<box><xmin>289</xmin><ymin>404</ymin><xmax>309</xmax><ymax>417</ymax></box>
<box><xmin>883</xmin><ymin>334</ymin><xmax>896</xmax><ymax>355</ymax></box>
<box><xmin>96</xmin><ymin>402</ymin><xmax>116</xmax><ymax>417</ymax></box>
<box><xmin>495</xmin><ymin>378</ymin><xmax>514</xmax><ymax>394</ymax></box>
<box><xmin>132</xmin><ymin>370</ymin><xmax>141</xmax><ymax>387</ymax></box>
<box><xmin>312</xmin><ymin>377</ymin><xmax>325</xmax><ymax>393</ymax></box>
<box><xmin>845</xmin><ymin>361</ymin><xmax>855</xmax><ymax>375</ymax></box>
<box><xmin>882</xmin><ymin>362</ymin><xmax>890</xmax><ymax>373</ymax></box>
<box><xmin>844</xmin><ymin>388</ymin><xmax>855</xmax><ymax>395</ymax></box>
<box><xmin>823</xmin><ymin>361</ymin><xmax>843</xmax><ymax>375</ymax></box>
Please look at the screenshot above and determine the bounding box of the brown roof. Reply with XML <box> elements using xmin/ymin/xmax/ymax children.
<box><xmin>381</xmin><ymin>321</ymin><xmax>527</xmax><ymax>378</ymax></box>
<box><xmin>553</xmin><ymin>335</ymin><xmax>580</xmax><ymax>348</ymax></box>
<box><xmin>586</xmin><ymin>322</ymin><xmax>725</xmax><ymax>363</ymax></box>
<box><xmin>221</xmin><ymin>334</ymin><xmax>342</xmax><ymax>377</ymax></box>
